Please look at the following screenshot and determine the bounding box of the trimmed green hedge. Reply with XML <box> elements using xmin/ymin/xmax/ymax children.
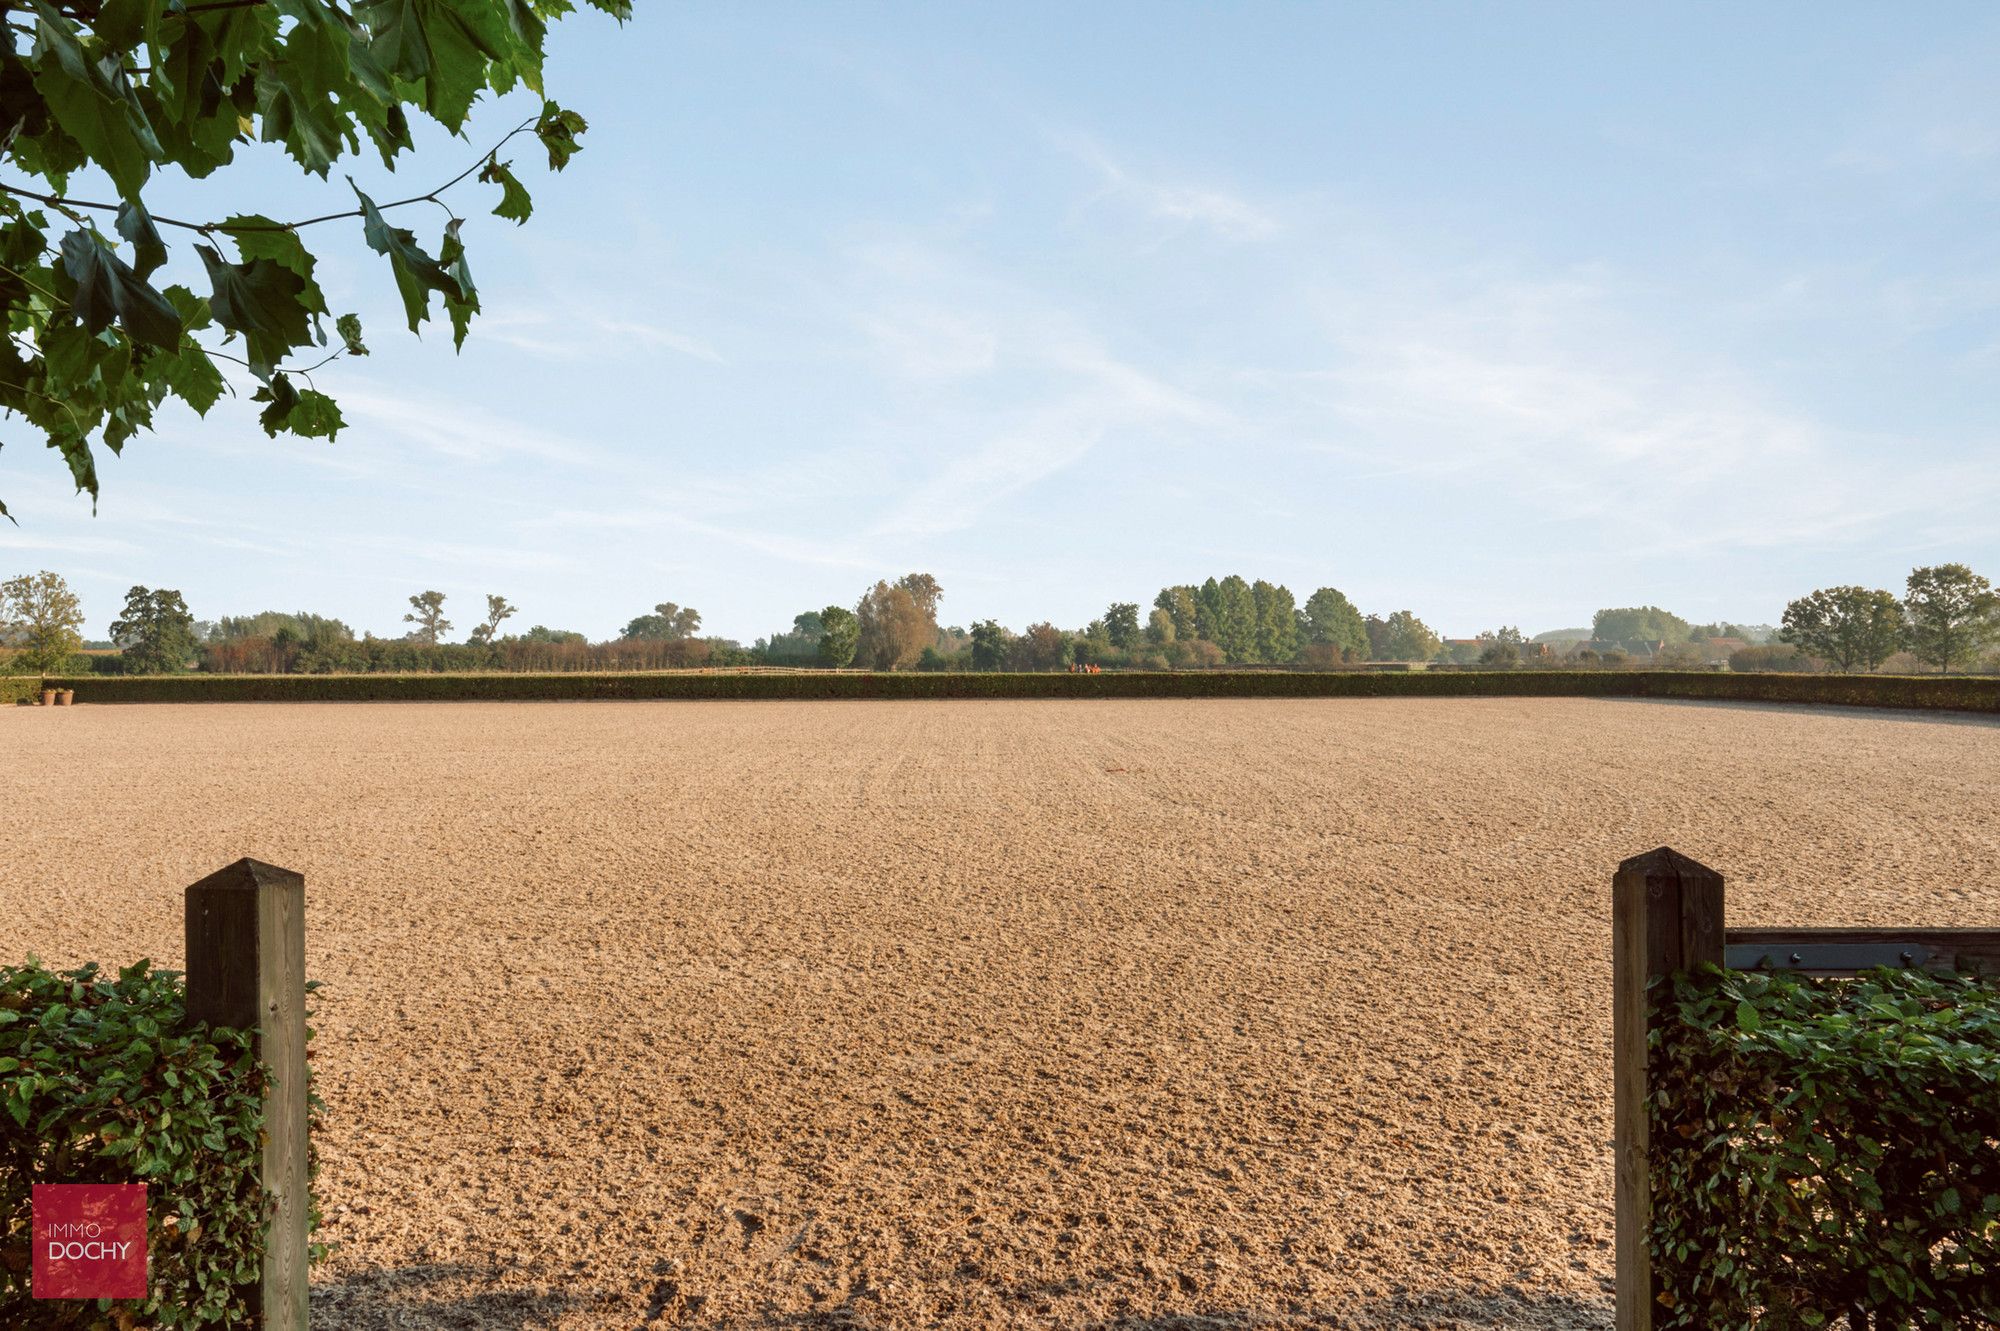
<box><xmin>1650</xmin><ymin>965</ymin><xmax>2000</xmax><ymax>1327</ymax></box>
<box><xmin>0</xmin><ymin>961</ymin><xmax>324</xmax><ymax>1328</ymax></box>
<box><xmin>21</xmin><ymin>669</ymin><xmax>2000</xmax><ymax>712</ymax></box>
<box><xmin>0</xmin><ymin>678</ymin><xmax>39</xmax><ymax>706</ymax></box>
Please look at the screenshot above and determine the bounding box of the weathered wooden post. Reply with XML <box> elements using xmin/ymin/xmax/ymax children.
<box><xmin>184</xmin><ymin>859</ymin><xmax>309</xmax><ymax>1330</ymax></box>
<box><xmin>1612</xmin><ymin>847</ymin><xmax>1723</xmax><ymax>1331</ymax></box>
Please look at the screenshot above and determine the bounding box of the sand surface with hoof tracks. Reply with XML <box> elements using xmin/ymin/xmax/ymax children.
<box><xmin>4</xmin><ymin>697</ymin><xmax>1995</xmax><ymax>1329</ymax></box>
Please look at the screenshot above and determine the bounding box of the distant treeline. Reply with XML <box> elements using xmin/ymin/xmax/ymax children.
<box><xmin>3</xmin><ymin>564</ymin><xmax>1996</xmax><ymax>677</ymax></box>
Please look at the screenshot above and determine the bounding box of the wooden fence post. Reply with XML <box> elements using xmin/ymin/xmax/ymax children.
<box><xmin>185</xmin><ymin>859</ymin><xmax>309</xmax><ymax>1331</ymax></box>
<box><xmin>1612</xmin><ymin>847</ymin><xmax>1723</xmax><ymax>1331</ymax></box>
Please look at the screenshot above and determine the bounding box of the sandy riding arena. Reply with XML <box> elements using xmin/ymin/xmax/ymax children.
<box><xmin>4</xmin><ymin>698</ymin><xmax>1996</xmax><ymax>1329</ymax></box>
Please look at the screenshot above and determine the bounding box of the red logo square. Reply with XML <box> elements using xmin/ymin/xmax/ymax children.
<box><xmin>32</xmin><ymin>1184</ymin><xmax>148</xmax><ymax>1300</ymax></box>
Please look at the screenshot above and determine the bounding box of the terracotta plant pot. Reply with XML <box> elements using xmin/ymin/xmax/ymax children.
<box><xmin>56</xmin><ymin>689</ymin><xmax>74</xmax><ymax>706</ymax></box>
<box><xmin>40</xmin><ymin>689</ymin><xmax>56</xmax><ymax>706</ymax></box>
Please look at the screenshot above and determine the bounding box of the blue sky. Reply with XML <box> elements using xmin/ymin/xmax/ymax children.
<box><xmin>4</xmin><ymin>3</ymin><xmax>1997</xmax><ymax>642</ymax></box>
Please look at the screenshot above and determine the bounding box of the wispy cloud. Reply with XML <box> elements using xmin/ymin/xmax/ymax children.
<box><xmin>474</xmin><ymin>310</ymin><xmax>725</xmax><ymax>365</ymax></box>
<box><xmin>1056</xmin><ymin>133</ymin><xmax>1282</xmax><ymax>242</ymax></box>
<box><xmin>334</xmin><ymin>386</ymin><xmax>606</xmax><ymax>468</ymax></box>
<box><xmin>1269</xmin><ymin>269</ymin><xmax>2000</xmax><ymax>553</ymax></box>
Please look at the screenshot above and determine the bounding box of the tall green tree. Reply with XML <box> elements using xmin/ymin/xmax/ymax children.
<box><xmin>403</xmin><ymin>589</ymin><xmax>449</xmax><ymax>645</ymax></box>
<box><xmin>1299</xmin><ymin>587</ymin><xmax>1368</xmax><ymax>660</ymax></box>
<box><xmin>1193</xmin><ymin>578</ymin><xmax>1222</xmax><ymax>644</ymax></box>
<box><xmin>816</xmin><ymin>605</ymin><xmax>859</xmax><ymax>668</ymax></box>
<box><xmin>968</xmin><ymin>619</ymin><xmax>1010</xmax><ymax>670</ymax></box>
<box><xmin>1211</xmin><ymin>575</ymin><xmax>1258</xmax><ymax>662</ymax></box>
<box><xmin>1251</xmin><ymin>580</ymin><xmax>1297</xmax><ymax>663</ymax></box>
<box><xmin>1104</xmin><ymin>602</ymin><xmax>1140</xmax><ymax>649</ymax></box>
<box><xmin>623</xmin><ymin>602</ymin><xmax>701</xmax><ymax>641</ymax></box>
<box><xmin>759</xmin><ymin>611</ymin><xmax>825</xmax><ymax>664</ymax></box>
<box><xmin>0</xmin><ymin>0</ymin><xmax>622</xmax><ymax>519</ymax></box>
<box><xmin>0</xmin><ymin>568</ymin><xmax>84</xmax><ymax>673</ymax></box>
<box><xmin>1903</xmin><ymin>564</ymin><xmax>1996</xmax><ymax>674</ymax></box>
<box><xmin>1779</xmin><ymin>586</ymin><xmax>1904</xmax><ymax>672</ymax></box>
<box><xmin>109</xmin><ymin>584</ymin><xmax>197</xmax><ymax>673</ymax></box>
<box><xmin>1153</xmin><ymin>586</ymin><xmax>1198</xmax><ymax>640</ymax></box>
<box><xmin>213</xmin><ymin>610</ymin><xmax>353</xmax><ymax>645</ymax></box>
<box><xmin>1592</xmin><ymin>606</ymin><xmax>1692</xmax><ymax>642</ymax></box>
<box><xmin>1376</xmin><ymin>610</ymin><xmax>1441</xmax><ymax>662</ymax></box>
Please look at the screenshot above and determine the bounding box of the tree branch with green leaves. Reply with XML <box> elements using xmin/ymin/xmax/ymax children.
<box><xmin>0</xmin><ymin>0</ymin><xmax>623</xmax><ymax>522</ymax></box>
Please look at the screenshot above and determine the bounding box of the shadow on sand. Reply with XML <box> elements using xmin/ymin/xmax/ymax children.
<box><xmin>1601</xmin><ymin>694</ymin><xmax>2000</xmax><ymax>731</ymax></box>
<box><xmin>311</xmin><ymin>1262</ymin><xmax>611</xmax><ymax>1330</ymax></box>
<box><xmin>697</xmin><ymin>1287</ymin><xmax>1610</xmax><ymax>1331</ymax></box>
<box><xmin>311</xmin><ymin>1269</ymin><xmax>1608</xmax><ymax>1331</ymax></box>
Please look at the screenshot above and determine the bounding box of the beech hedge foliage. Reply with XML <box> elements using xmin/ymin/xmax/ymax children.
<box><xmin>0</xmin><ymin>961</ymin><xmax>323</xmax><ymax>1327</ymax></box>
<box><xmin>1650</xmin><ymin>966</ymin><xmax>2000</xmax><ymax>1328</ymax></box>
<box><xmin>12</xmin><ymin>670</ymin><xmax>2000</xmax><ymax>711</ymax></box>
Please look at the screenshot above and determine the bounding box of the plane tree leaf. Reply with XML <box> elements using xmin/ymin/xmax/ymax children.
<box><xmin>352</xmin><ymin>182</ymin><xmax>465</xmax><ymax>333</ymax></box>
<box><xmin>479</xmin><ymin>155</ymin><xmax>533</xmax><ymax>223</ymax></box>
<box><xmin>196</xmin><ymin>243</ymin><xmax>311</xmax><ymax>379</ymax></box>
<box><xmin>58</xmin><ymin>228</ymin><xmax>184</xmax><ymax>350</ymax></box>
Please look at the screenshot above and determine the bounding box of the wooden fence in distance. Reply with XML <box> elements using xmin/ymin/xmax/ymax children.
<box><xmin>1611</xmin><ymin>846</ymin><xmax>2000</xmax><ymax>1331</ymax></box>
<box><xmin>184</xmin><ymin>859</ymin><xmax>309</xmax><ymax>1331</ymax></box>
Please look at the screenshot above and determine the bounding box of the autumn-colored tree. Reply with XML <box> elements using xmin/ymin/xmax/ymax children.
<box><xmin>1013</xmin><ymin>621</ymin><xmax>1069</xmax><ymax>671</ymax></box>
<box><xmin>895</xmin><ymin>573</ymin><xmax>943</xmax><ymax>623</ymax></box>
<box><xmin>854</xmin><ymin>578</ymin><xmax>936</xmax><ymax>669</ymax></box>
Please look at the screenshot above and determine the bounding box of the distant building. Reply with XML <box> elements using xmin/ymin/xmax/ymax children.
<box><xmin>1575</xmin><ymin>639</ymin><xmax>1668</xmax><ymax>661</ymax></box>
<box><xmin>1701</xmin><ymin>637</ymin><xmax>1750</xmax><ymax>665</ymax></box>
